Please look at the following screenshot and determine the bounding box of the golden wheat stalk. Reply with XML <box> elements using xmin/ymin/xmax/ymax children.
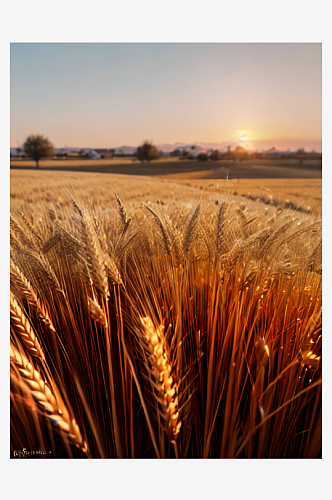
<box><xmin>11</xmin><ymin>246</ymin><xmax>64</xmax><ymax>295</ymax></box>
<box><xmin>40</xmin><ymin>254</ymin><xmax>63</xmax><ymax>292</ymax></box>
<box><xmin>80</xmin><ymin>216</ymin><xmax>110</xmax><ymax>297</ymax></box>
<box><xmin>41</xmin><ymin>234</ymin><xmax>59</xmax><ymax>254</ymax></box>
<box><xmin>88</xmin><ymin>297</ymin><xmax>108</xmax><ymax>327</ymax></box>
<box><xmin>258</xmin><ymin>219</ymin><xmax>294</xmax><ymax>257</ymax></box>
<box><xmin>10</xmin><ymin>231</ymin><xmax>22</xmax><ymax>251</ymax></box>
<box><xmin>236</xmin><ymin>207</ymin><xmax>247</xmax><ymax>226</ymax></box>
<box><xmin>216</xmin><ymin>202</ymin><xmax>233</xmax><ymax>255</ymax></box>
<box><xmin>53</xmin><ymin>219</ymin><xmax>84</xmax><ymax>264</ymax></box>
<box><xmin>142</xmin><ymin>204</ymin><xmax>172</xmax><ymax>256</ymax></box>
<box><xmin>71</xmin><ymin>197</ymin><xmax>84</xmax><ymax>217</ymax></box>
<box><xmin>308</xmin><ymin>239</ymin><xmax>322</xmax><ymax>272</ymax></box>
<box><xmin>104</xmin><ymin>253</ymin><xmax>122</xmax><ymax>285</ymax></box>
<box><xmin>184</xmin><ymin>204</ymin><xmax>201</xmax><ymax>254</ymax></box>
<box><xmin>278</xmin><ymin>221</ymin><xmax>321</xmax><ymax>249</ymax></box>
<box><xmin>10</xmin><ymin>214</ymin><xmax>36</xmax><ymax>251</ymax></box>
<box><xmin>10</xmin><ymin>344</ymin><xmax>88</xmax><ymax>454</ymax></box>
<box><xmin>10</xmin><ymin>292</ymin><xmax>45</xmax><ymax>361</ymax></box>
<box><xmin>10</xmin><ymin>261</ymin><xmax>56</xmax><ymax>333</ymax></box>
<box><xmin>115</xmin><ymin>192</ymin><xmax>128</xmax><ymax>226</ymax></box>
<box><xmin>163</xmin><ymin>211</ymin><xmax>184</xmax><ymax>266</ymax></box>
<box><xmin>54</xmin><ymin>219</ymin><xmax>81</xmax><ymax>247</ymax></box>
<box><xmin>244</xmin><ymin>215</ymin><xmax>258</xmax><ymax>228</ymax></box>
<box><xmin>140</xmin><ymin>316</ymin><xmax>181</xmax><ymax>441</ymax></box>
<box><xmin>17</xmin><ymin>210</ymin><xmax>43</xmax><ymax>246</ymax></box>
<box><xmin>123</xmin><ymin>217</ymin><xmax>132</xmax><ymax>233</ymax></box>
<box><xmin>142</xmin><ymin>203</ymin><xmax>184</xmax><ymax>265</ymax></box>
<box><xmin>48</xmin><ymin>208</ymin><xmax>56</xmax><ymax>221</ymax></box>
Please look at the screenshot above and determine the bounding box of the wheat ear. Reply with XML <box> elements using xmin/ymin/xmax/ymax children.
<box><xmin>258</xmin><ymin>219</ymin><xmax>294</xmax><ymax>258</ymax></box>
<box><xmin>71</xmin><ymin>197</ymin><xmax>84</xmax><ymax>217</ymax></box>
<box><xmin>38</xmin><ymin>254</ymin><xmax>63</xmax><ymax>292</ymax></box>
<box><xmin>184</xmin><ymin>204</ymin><xmax>201</xmax><ymax>254</ymax></box>
<box><xmin>10</xmin><ymin>292</ymin><xmax>45</xmax><ymax>361</ymax></box>
<box><xmin>88</xmin><ymin>297</ymin><xmax>108</xmax><ymax>327</ymax></box>
<box><xmin>216</xmin><ymin>202</ymin><xmax>231</xmax><ymax>255</ymax></box>
<box><xmin>277</xmin><ymin>221</ymin><xmax>321</xmax><ymax>249</ymax></box>
<box><xmin>140</xmin><ymin>317</ymin><xmax>181</xmax><ymax>441</ymax></box>
<box><xmin>142</xmin><ymin>204</ymin><xmax>172</xmax><ymax>256</ymax></box>
<box><xmin>41</xmin><ymin>234</ymin><xmax>59</xmax><ymax>254</ymax></box>
<box><xmin>308</xmin><ymin>239</ymin><xmax>322</xmax><ymax>272</ymax></box>
<box><xmin>158</xmin><ymin>212</ymin><xmax>183</xmax><ymax>266</ymax></box>
<box><xmin>10</xmin><ymin>345</ymin><xmax>88</xmax><ymax>454</ymax></box>
<box><xmin>236</xmin><ymin>207</ymin><xmax>247</xmax><ymax>226</ymax></box>
<box><xmin>80</xmin><ymin>216</ymin><xmax>110</xmax><ymax>297</ymax></box>
<box><xmin>115</xmin><ymin>192</ymin><xmax>129</xmax><ymax>227</ymax></box>
<box><xmin>10</xmin><ymin>261</ymin><xmax>56</xmax><ymax>333</ymax></box>
<box><xmin>10</xmin><ymin>214</ymin><xmax>36</xmax><ymax>250</ymax></box>
<box><xmin>17</xmin><ymin>210</ymin><xmax>43</xmax><ymax>247</ymax></box>
<box><xmin>104</xmin><ymin>253</ymin><xmax>122</xmax><ymax>285</ymax></box>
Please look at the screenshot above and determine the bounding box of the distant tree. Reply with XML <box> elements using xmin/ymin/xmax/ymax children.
<box><xmin>136</xmin><ymin>141</ymin><xmax>159</xmax><ymax>163</ymax></box>
<box><xmin>170</xmin><ymin>148</ymin><xmax>181</xmax><ymax>157</ymax></box>
<box><xmin>234</xmin><ymin>146</ymin><xmax>248</xmax><ymax>161</ymax></box>
<box><xmin>23</xmin><ymin>134</ymin><xmax>54</xmax><ymax>168</ymax></box>
<box><xmin>197</xmin><ymin>152</ymin><xmax>208</xmax><ymax>161</ymax></box>
<box><xmin>209</xmin><ymin>149</ymin><xmax>221</xmax><ymax>161</ymax></box>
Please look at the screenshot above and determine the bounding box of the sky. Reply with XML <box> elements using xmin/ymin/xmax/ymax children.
<box><xmin>10</xmin><ymin>43</ymin><xmax>322</xmax><ymax>151</ymax></box>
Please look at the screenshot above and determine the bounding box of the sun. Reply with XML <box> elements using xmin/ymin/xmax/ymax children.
<box><xmin>240</xmin><ymin>134</ymin><xmax>250</xmax><ymax>142</ymax></box>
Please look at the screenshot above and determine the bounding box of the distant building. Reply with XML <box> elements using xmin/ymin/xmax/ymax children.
<box><xmin>114</xmin><ymin>146</ymin><xmax>137</xmax><ymax>156</ymax></box>
<box><xmin>81</xmin><ymin>149</ymin><xmax>101</xmax><ymax>159</ymax></box>
<box><xmin>308</xmin><ymin>150</ymin><xmax>322</xmax><ymax>158</ymax></box>
<box><xmin>258</xmin><ymin>147</ymin><xmax>321</xmax><ymax>160</ymax></box>
<box><xmin>186</xmin><ymin>145</ymin><xmax>205</xmax><ymax>159</ymax></box>
<box><xmin>264</xmin><ymin>148</ymin><xmax>292</xmax><ymax>158</ymax></box>
<box><xmin>94</xmin><ymin>149</ymin><xmax>109</xmax><ymax>155</ymax></box>
<box><xmin>10</xmin><ymin>147</ymin><xmax>26</xmax><ymax>158</ymax></box>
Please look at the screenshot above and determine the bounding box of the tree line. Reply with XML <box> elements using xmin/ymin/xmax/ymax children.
<box><xmin>18</xmin><ymin>135</ymin><xmax>162</xmax><ymax>167</ymax></box>
<box><xmin>17</xmin><ymin>134</ymin><xmax>263</xmax><ymax>167</ymax></box>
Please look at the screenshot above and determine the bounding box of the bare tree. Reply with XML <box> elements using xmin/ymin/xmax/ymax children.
<box><xmin>23</xmin><ymin>135</ymin><xmax>54</xmax><ymax>168</ymax></box>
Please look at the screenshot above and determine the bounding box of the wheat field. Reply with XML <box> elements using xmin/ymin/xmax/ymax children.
<box><xmin>10</xmin><ymin>173</ymin><xmax>322</xmax><ymax>458</ymax></box>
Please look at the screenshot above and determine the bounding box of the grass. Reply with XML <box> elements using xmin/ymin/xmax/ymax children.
<box><xmin>10</xmin><ymin>182</ymin><xmax>322</xmax><ymax>458</ymax></box>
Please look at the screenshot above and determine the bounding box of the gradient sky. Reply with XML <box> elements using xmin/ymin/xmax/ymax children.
<box><xmin>10</xmin><ymin>43</ymin><xmax>322</xmax><ymax>151</ymax></box>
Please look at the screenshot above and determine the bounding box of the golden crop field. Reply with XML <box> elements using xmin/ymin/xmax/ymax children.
<box><xmin>11</xmin><ymin>170</ymin><xmax>322</xmax><ymax>214</ymax></box>
<box><xmin>10</xmin><ymin>157</ymin><xmax>161</xmax><ymax>168</ymax></box>
<box><xmin>10</xmin><ymin>168</ymin><xmax>322</xmax><ymax>458</ymax></box>
<box><xmin>170</xmin><ymin>178</ymin><xmax>322</xmax><ymax>215</ymax></box>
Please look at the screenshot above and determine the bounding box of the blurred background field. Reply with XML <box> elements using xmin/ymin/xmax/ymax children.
<box><xmin>11</xmin><ymin>169</ymin><xmax>322</xmax><ymax>216</ymax></box>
